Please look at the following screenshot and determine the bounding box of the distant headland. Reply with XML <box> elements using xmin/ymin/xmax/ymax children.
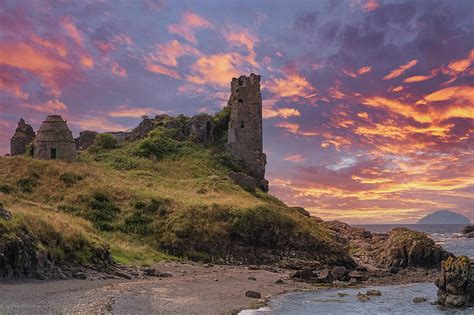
<box><xmin>417</xmin><ymin>210</ymin><xmax>470</xmax><ymax>225</ymax></box>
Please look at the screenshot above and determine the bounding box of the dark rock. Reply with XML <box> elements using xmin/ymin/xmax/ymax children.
<box><xmin>290</xmin><ymin>207</ymin><xmax>311</xmax><ymax>217</ymax></box>
<box><xmin>389</xmin><ymin>267</ymin><xmax>400</xmax><ymax>274</ymax></box>
<box><xmin>126</xmin><ymin>118</ymin><xmax>155</xmax><ymax>142</ymax></box>
<box><xmin>461</xmin><ymin>225</ymin><xmax>474</xmax><ymax>235</ymax></box>
<box><xmin>465</xmin><ymin>232</ymin><xmax>474</xmax><ymax>238</ymax></box>
<box><xmin>332</xmin><ymin>266</ymin><xmax>348</xmax><ymax>280</ymax></box>
<box><xmin>435</xmin><ymin>256</ymin><xmax>472</xmax><ymax>308</ymax></box>
<box><xmin>413</xmin><ymin>297</ymin><xmax>428</xmax><ymax>303</ymax></box>
<box><xmin>0</xmin><ymin>203</ymin><xmax>12</xmax><ymax>221</ymax></box>
<box><xmin>248</xmin><ymin>265</ymin><xmax>260</xmax><ymax>270</ymax></box>
<box><xmin>246</xmin><ymin>290</ymin><xmax>261</xmax><ymax>298</ymax></box>
<box><xmin>228</xmin><ymin>171</ymin><xmax>258</xmax><ymax>192</ymax></box>
<box><xmin>275</xmin><ymin>279</ymin><xmax>284</xmax><ymax>284</ymax></box>
<box><xmin>317</xmin><ymin>270</ymin><xmax>334</xmax><ymax>283</ymax></box>
<box><xmin>248</xmin><ymin>276</ymin><xmax>256</xmax><ymax>281</ymax></box>
<box><xmin>73</xmin><ymin>272</ymin><xmax>87</xmax><ymax>280</ymax></box>
<box><xmin>114</xmin><ymin>271</ymin><xmax>133</xmax><ymax>279</ymax></box>
<box><xmin>291</xmin><ymin>268</ymin><xmax>314</xmax><ymax>280</ymax></box>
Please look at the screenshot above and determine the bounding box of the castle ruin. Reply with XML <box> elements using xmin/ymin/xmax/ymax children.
<box><xmin>225</xmin><ymin>74</ymin><xmax>268</xmax><ymax>191</ymax></box>
<box><xmin>10</xmin><ymin>119</ymin><xmax>36</xmax><ymax>156</ymax></box>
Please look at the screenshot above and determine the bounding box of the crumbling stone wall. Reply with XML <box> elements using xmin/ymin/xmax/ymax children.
<box><xmin>436</xmin><ymin>256</ymin><xmax>474</xmax><ymax>307</ymax></box>
<box><xmin>225</xmin><ymin>73</ymin><xmax>268</xmax><ymax>191</ymax></box>
<box><xmin>10</xmin><ymin>119</ymin><xmax>35</xmax><ymax>156</ymax></box>
<box><xmin>75</xmin><ymin>130</ymin><xmax>97</xmax><ymax>150</ymax></box>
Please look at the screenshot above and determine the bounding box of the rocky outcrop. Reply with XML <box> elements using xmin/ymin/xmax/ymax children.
<box><xmin>228</xmin><ymin>171</ymin><xmax>268</xmax><ymax>192</ymax></box>
<box><xmin>461</xmin><ymin>225</ymin><xmax>474</xmax><ymax>238</ymax></box>
<box><xmin>436</xmin><ymin>256</ymin><xmax>474</xmax><ymax>307</ymax></box>
<box><xmin>375</xmin><ymin>228</ymin><xmax>452</xmax><ymax>269</ymax></box>
<box><xmin>75</xmin><ymin>130</ymin><xmax>97</xmax><ymax>150</ymax></box>
<box><xmin>10</xmin><ymin>118</ymin><xmax>35</xmax><ymax>156</ymax></box>
<box><xmin>324</xmin><ymin>222</ymin><xmax>452</xmax><ymax>270</ymax></box>
<box><xmin>126</xmin><ymin>118</ymin><xmax>155</xmax><ymax>142</ymax></box>
<box><xmin>185</xmin><ymin>114</ymin><xmax>214</xmax><ymax>145</ymax></box>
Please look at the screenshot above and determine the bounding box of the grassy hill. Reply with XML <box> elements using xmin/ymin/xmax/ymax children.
<box><xmin>0</xmin><ymin>113</ymin><xmax>354</xmax><ymax>278</ymax></box>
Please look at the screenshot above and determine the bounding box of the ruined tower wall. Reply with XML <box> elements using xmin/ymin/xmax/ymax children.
<box><xmin>10</xmin><ymin>119</ymin><xmax>35</xmax><ymax>156</ymax></box>
<box><xmin>226</xmin><ymin>74</ymin><xmax>267</xmax><ymax>183</ymax></box>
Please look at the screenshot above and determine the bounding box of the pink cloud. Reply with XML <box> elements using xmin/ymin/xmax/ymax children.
<box><xmin>383</xmin><ymin>59</ymin><xmax>418</xmax><ymax>80</ymax></box>
<box><xmin>108</xmin><ymin>105</ymin><xmax>167</xmax><ymax>118</ymax></box>
<box><xmin>168</xmin><ymin>11</ymin><xmax>213</xmax><ymax>43</ymax></box>
<box><xmin>19</xmin><ymin>99</ymin><xmax>68</xmax><ymax>113</ymax></box>
<box><xmin>111</xmin><ymin>63</ymin><xmax>127</xmax><ymax>77</ymax></box>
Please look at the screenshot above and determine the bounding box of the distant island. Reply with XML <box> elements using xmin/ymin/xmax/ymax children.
<box><xmin>417</xmin><ymin>210</ymin><xmax>470</xmax><ymax>225</ymax></box>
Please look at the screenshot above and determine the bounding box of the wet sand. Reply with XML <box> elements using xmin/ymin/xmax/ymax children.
<box><xmin>0</xmin><ymin>262</ymin><xmax>314</xmax><ymax>315</ymax></box>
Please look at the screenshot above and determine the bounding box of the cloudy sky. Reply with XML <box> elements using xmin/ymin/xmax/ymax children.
<box><xmin>1</xmin><ymin>0</ymin><xmax>473</xmax><ymax>223</ymax></box>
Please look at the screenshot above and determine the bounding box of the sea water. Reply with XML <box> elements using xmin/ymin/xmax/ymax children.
<box><xmin>241</xmin><ymin>224</ymin><xmax>474</xmax><ymax>315</ymax></box>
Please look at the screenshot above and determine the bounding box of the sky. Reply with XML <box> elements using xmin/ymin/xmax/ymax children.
<box><xmin>0</xmin><ymin>0</ymin><xmax>473</xmax><ymax>224</ymax></box>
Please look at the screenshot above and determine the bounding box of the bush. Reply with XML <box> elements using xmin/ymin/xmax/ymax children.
<box><xmin>59</xmin><ymin>172</ymin><xmax>84</xmax><ymax>186</ymax></box>
<box><xmin>16</xmin><ymin>175</ymin><xmax>39</xmax><ymax>193</ymax></box>
<box><xmin>0</xmin><ymin>184</ymin><xmax>14</xmax><ymax>194</ymax></box>
<box><xmin>134</xmin><ymin>131</ymin><xmax>180</xmax><ymax>160</ymax></box>
<box><xmin>135</xmin><ymin>197</ymin><xmax>171</xmax><ymax>216</ymax></box>
<box><xmin>213</xmin><ymin>152</ymin><xmax>245</xmax><ymax>173</ymax></box>
<box><xmin>87</xmin><ymin>192</ymin><xmax>121</xmax><ymax>231</ymax></box>
<box><xmin>91</xmin><ymin>134</ymin><xmax>118</xmax><ymax>151</ymax></box>
<box><xmin>57</xmin><ymin>204</ymin><xmax>82</xmax><ymax>214</ymax></box>
<box><xmin>121</xmin><ymin>212</ymin><xmax>154</xmax><ymax>236</ymax></box>
<box><xmin>111</xmin><ymin>157</ymin><xmax>138</xmax><ymax>170</ymax></box>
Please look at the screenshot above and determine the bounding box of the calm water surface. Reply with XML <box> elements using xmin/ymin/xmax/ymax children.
<box><xmin>241</xmin><ymin>224</ymin><xmax>474</xmax><ymax>315</ymax></box>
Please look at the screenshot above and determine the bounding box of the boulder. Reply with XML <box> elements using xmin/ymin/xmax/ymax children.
<box><xmin>245</xmin><ymin>290</ymin><xmax>261</xmax><ymax>298</ymax></box>
<box><xmin>228</xmin><ymin>171</ymin><xmax>258</xmax><ymax>192</ymax></box>
<box><xmin>366</xmin><ymin>289</ymin><xmax>382</xmax><ymax>296</ymax></box>
<box><xmin>413</xmin><ymin>297</ymin><xmax>427</xmax><ymax>303</ymax></box>
<box><xmin>436</xmin><ymin>256</ymin><xmax>472</xmax><ymax>308</ymax></box>
<box><xmin>291</xmin><ymin>268</ymin><xmax>314</xmax><ymax>280</ymax></box>
<box><xmin>332</xmin><ymin>266</ymin><xmax>348</xmax><ymax>280</ymax></box>
<box><xmin>376</xmin><ymin>228</ymin><xmax>452</xmax><ymax>269</ymax></box>
<box><xmin>357</xmin><ymin>292</ymin><xmax>370</xmax><ymax>302</ymax></box>
<box><xmin>465</xmin><ymin>232</ymin><xmax>474</xmax><ymax>239</ymax></box>
<box><xmin>316</xmin><ymin>270</ymin><xmax>334</xmax><ymax>283</ymax></box>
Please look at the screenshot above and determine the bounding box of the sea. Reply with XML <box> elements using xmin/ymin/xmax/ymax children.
<box><xmin>241</xmin><ymin>224</ymin><xmax>474</xmax><ymax>315</ymax></box>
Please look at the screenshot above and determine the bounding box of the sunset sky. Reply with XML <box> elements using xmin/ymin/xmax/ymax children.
<box><xmin>1</xmin><ymin>0</ymin><xmax>473</xmax><ymax>223</ymax></box>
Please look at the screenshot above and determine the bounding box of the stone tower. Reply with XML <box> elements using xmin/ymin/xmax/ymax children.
<box><xmin>10</xmin><ymin>118</ymin><xmax>36</xmax><ymax>156</ymax></box>
<box><xmin>33</xmin><ymin>115</ymin><xmax>77</xmax><ymax>161</ymax></box>
<box><xmin>226</xmin><ymin>73</ymin><xmax>268</xmax><ymax>191</ymax></box>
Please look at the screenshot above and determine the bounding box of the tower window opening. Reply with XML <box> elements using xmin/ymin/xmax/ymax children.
<box><xmin>240</xmin><ymin>120</ymin><xmax>245</xmax><ymax>128</ymax></box>
<box><xmin>238</xmin><ymin>99</ymin><xmax>243</xmax><ymax>103</ymax></box>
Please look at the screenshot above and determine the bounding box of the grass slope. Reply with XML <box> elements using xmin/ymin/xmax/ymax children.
<box><xmin>0</xmin><ymin>127</ymin><xmax>352</xmax><ymax>268</ymax></box>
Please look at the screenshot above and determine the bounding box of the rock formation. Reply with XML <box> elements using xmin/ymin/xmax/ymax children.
<box><xmin>436</xmin><ymin>256</ymin><xmax>474</xmax><ymax>307</ymax></box>
<box><xmin>225</xmin><ymin>74</ymin><xmax>268</xmax><ymax>192</ymax></box>
<box><xmin>33</xmin><ymin>115</ymin><xmax>77</xmax><ymax>161</ymax></box>
<box><xmin>10</xmin><ymin>118</ymin><xmax>35</xmax><ymax>156</ymax></box>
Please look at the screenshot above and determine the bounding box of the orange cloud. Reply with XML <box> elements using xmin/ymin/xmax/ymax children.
<box><xmin>108</xmin><ymin>105</ymin><xmax>166</xmax><ymax>118</ymax></box>
<box><xmin>80</xmin><ymin>55</ymin><xmax>94</xmax><ymax>68</ymax></box>
<box><xmin>263</xmin><ymin>107</ymin><xmax>301</xmax><ymax>119</ymax></box>
<box><xmin>276</xmin><ymin>122</ymin><xmax>318</xmax><ymax>136</ymax></box>
<box><xmin>358</xmin><ymin>66</ymin><xmax>372</xmax><ymax>75</ymax></box>
<box><xmin>389</xmin><ymin>85</ymin><xmax>404</xmax><ymax>92</ymax></box>
<box><xmin>383</xmin><ymin>59</ymin><xmax>418</xmax><ymax>80</ymax></box>
<box><xmin>447</xmin><ymin>49</ymin><xmax>474</xmax><ymax>73</ymax></box>
<box><xmin>266</xmin><ymin>74</ymin><xmax>317</xmax><ymax>99</ymax></box>
<box><xmin>168</xmin><ymin>11</ymin><xmax>213</xmax><ymax>43</ymax></box>
<box><xmin>223</xmin><ymin>27</ymin><xmax>259</xmax><ymax>66</ymax></box>
<box><xmin>70</xmin><ymin>116</ymin><xmax>130</xmax><ymax>132</ymax></box>
<box><xmin>362</xmin><ymin>96</ymin><xmax>432</xmax><ymax>123</ymax></box>
<box><xmin>404</xmin><ymin>69</ymin><xmax>438</xmax><ymax>83</ymax></box>
<box><xmin>0</xmin><ymin>42</ymin><xmax>71</xmax><ymax>95</ymax></box>
<box><xmin>357</xmin><ymin>112</ymin><xmax>369</xmax><ymax>119</ymax></box>
<box><xmin>20</xmin><ymin>99</ymin><xmax>68</xmax><ymax>113</ymax></box>
<box><xmin>146</xmin><ymin>63</ymin><xmax>181</xmax><ymax>79</ymax></box>
<box><xmin>111</xmin><ymin>63</ymin><xmax>127</xmax><ymax>77</ymax></box>
<box><xmin>149</xmin><ymin>40</ymin><xmax>201</xmax><ymax>67</ymax></box>
<box><xmin>186</xmin><ymin>53</ymin><xmax>241</xmax><ymax>87</ymax></box>
<box><xmin>96</xmin><ymin>33</ymin><xmax>133</xmax><ymax>53</ymax></box>
<box><xmin>61</xmin><ymin>17</ymin><xmax>83</xmax><ymax>46</ymax></box>
<box><xmin>31</xmin><ymin>35</ymin><xmax>67</xmax><ymax>57</ymax></box>
<box><xmin>0</xmin><ymin>72</ymin><xmax>29</xmax><ymax>99</ymax></box>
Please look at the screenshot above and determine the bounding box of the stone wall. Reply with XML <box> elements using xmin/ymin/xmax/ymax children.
<box><xmin>436</xmin><ymin>256</ymin><xmax>474</xmax><ymax>307</ymax></box>
<box><xmin>10</xmin><ymin>119</ymin><xmax>35</xmax><ymax>156</ymax></box>
<box><xmin>75</xmin><ymin>130</ymin><xmax>97</xmax><ymax>150</ymax></box>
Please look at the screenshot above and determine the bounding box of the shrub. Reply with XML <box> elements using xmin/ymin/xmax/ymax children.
<box><xmin>87</xmin><ymin>192</ymin><xmax>121</xmax><ymax>231</ymax></box>
<box><xmin>16</xmin><ymin>176</ymin><xmax>39</xmax><ymax>193</ymax></box>
<box><xmin>0</xmin><ymin>184</ymin><xmax>14</xmax><ymax>194</ymax></box>
<box><xmin>213</xmin><ymin>152</ymin><xmax>245</xmax><ymax>173</ymax></box>
<box><xmin>121</xmin><ymin>212</ymin><xmax>154</xmax><ymax>236</ymax></box>
<box><xmin>91</xmin><ymin>133</ymin><xmax>118</xmax><ymax>151</ymax></box>
<box><xmin>111</xmin><ymin>157</ymin><xmax>138</xmax><ymax>170</ymax></box>
<box><xmin>135</xmin><ymin>197</ymin><xmax>171</xmax><ymax>216</ymax></box>
<box><xmin>59</xmin><ymin>172</ymin><xmax>84</xmax><ymax>186</ymax></box>
<box><xmin>134</xmin><ymin>133</ymin><xmax>180</xmax><ymax>160</ymax></box>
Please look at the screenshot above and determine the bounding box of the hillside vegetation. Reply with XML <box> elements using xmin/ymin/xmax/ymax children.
<box><xmin>0</xmin><ymin>111</ymin><xmax>354</xmax><ymax>278</ymax></box>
